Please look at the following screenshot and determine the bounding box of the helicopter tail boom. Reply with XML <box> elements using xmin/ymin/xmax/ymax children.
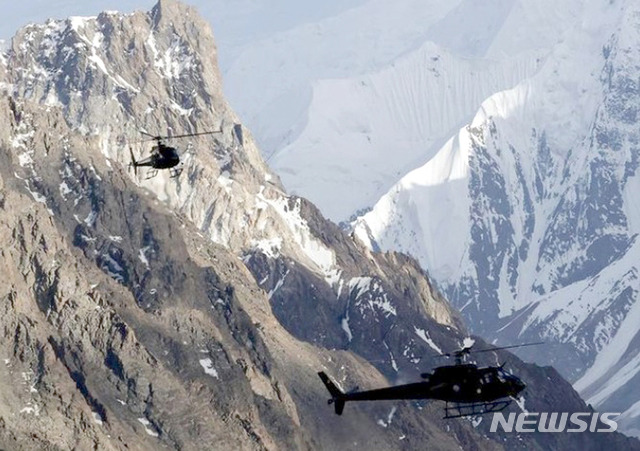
<box><xmin>318</xmin><ymin>372</ymin><xmax>346</xmax><ymax>415</ymax></box>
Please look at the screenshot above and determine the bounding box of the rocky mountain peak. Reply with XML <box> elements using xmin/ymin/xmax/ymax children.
<box><xmin>7</xmin><ymin>0</ymin><xmax>225</xmax><ymax>136</ymax></box>
<box><xmin>151</xmin><ymin>0</ymin><xmax>199</xmax><ymax>27</ymax></box>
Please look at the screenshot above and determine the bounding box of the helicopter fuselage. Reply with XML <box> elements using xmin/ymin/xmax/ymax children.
<box><xmin>132</xmin><ymin>144</ymin><xmax>180</xmax><ymax>171</ymax></box>
<box><xmin>318</xmin><ymin>342</ymin><xmax>541</xmax><ymax>416</ymax></box>
<box><xmin>425</xmin><ymin>364</ymin><xmax>525</xmax><ymax>403</ymax></box>
<box><xmin>318</xmin><ymin>364</ymin><xmax>525</xmax><ymax>415</ymax></box>
<box><xmin>129</xmin><ymin>128</ymin><xmax>222</xmax><ymax>179</ymax></box>
<box><xmin>147</xmin><ymin>144</ymin><xmax>180</xmax><ymax>169</ymax></box>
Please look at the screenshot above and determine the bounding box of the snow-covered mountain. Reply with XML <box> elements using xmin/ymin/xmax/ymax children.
<box><xmin>225</xmin><ymin>0</ymin><xmax>585</xmax><ymax>222</ymax></box>
<box><xmin>354</xmin><ymin>0</ymin><xmax>640</xmax><ymax>437</ymax></box>
<box><xmin>270</xmin><ymin>45</ymin><xmax>542</xmax><ymax>221</ymax></box>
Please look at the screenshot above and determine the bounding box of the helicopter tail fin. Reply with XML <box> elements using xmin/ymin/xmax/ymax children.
<box><xmin>318</xmin><ymin>372</ymin><xmax>346</xmax><ymax>415</ymax></box>
<box><xmin>128</xmin><ymin>146</ymin><xmax>138</xmax><ymax>176</ymax></box>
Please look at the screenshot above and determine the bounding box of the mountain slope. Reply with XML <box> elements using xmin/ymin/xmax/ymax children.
<box><xmin>271</xmin><ymin>44</ymin><xmax>542</xmax><ymax>221</ymax></box>
<box><xmin>229</xmin><ymin>0</ymin><xmax>585</xmax><ymax>222</ymax></box>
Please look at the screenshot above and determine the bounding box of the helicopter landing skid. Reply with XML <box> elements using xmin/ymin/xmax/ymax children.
<box><xmin>142</xmin><ymin>168</ymin><xmax>182</xmax><ymax>179</ymax></box>
<box><xmin>443</xmin><ymin>400</ymin><xmax>511</xmax><ymax>419</ymax></box>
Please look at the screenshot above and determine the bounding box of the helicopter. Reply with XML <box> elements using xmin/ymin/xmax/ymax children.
<box><xmin>319</xmin><ymin>342</ymin><xmax>542</xmax><ymax>419</ymax></box>
<box><xmin>129</xmin><ymin>129</ymin><xmax>222</xmax><ymax>179</ymax></box>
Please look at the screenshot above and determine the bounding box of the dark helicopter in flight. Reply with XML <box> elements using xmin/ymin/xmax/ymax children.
<box><xmin>319</xmin><ymin>342</ymin><xmax>542</xmax><ymax>419</ymax></box>
<box><xmin>129</xmin><ymin>129</ymin><xmax>222</xmax><ymax>179</ymax></box>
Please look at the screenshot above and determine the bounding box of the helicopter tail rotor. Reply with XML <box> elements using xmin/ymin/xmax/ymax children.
<box><xmin>318</xmin><ymin>372</ymin><xmax>347</xmax><ymax>415</ymax></box>
<box><xmin>129</xmin><ymin>146</ymin><xmax>138</xmax><ymax>176</ymax></box>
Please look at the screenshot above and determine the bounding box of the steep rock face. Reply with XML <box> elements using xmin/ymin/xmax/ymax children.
<box><xmin>0</xmin><ymin>94</ymin><xmax>466</xmax><ymax>450</ymax></box>
<box><xmin>0</xmin><ymin>97</ymin><xmax>311</xmax><ymax>450</ymax></box>
<box><xmin>355</xmin><ymin>0</ymin><xmax>640</xmax><ymax>437</ymax></box>
<box><xmin>0</xmin><ymin>1</ymin><xmax>638</xmax><ymax>449</ymax></box>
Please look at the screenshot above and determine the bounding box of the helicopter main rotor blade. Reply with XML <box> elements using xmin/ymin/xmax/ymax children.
<box><xmin>437</xmin><ymin>345</ymin><xmax>472</xmax><ymax>358</ymax></box>
<box><xmin>130</xmin><ymin>128</ymin><xmax>221</xmax><ymax>145</ymax></box>
<box><xmin>139</xmin><ymin>130</ymin><xmax>161</xmax><ymax>139</ymax></box>
<box><xmin>130</xmin><ymin>137</ymin><xmax>161</xmax><ymax>144</ymax></box>
<box><xmin>166</xmin><ymin>129</ymin><xmax>223</xmax><ymax>140</ymax></box>
<box><xmin>436</xmin><ymin>341</ymin><xmax>544</xmax><ymax>359</ymax></box>
<box><xmin>468</xmin><ymin>341</ymin><xmax>545</xmax><ymax>355</ymax></box>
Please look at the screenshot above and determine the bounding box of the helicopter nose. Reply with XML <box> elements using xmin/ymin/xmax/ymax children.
<box><xmin>511</xmin><ymin>378</ymin><xmax>526</xmax><ymax>395</ymax></box>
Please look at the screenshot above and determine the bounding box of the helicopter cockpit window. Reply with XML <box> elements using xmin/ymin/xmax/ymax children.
<box><xmin>496</xmin><ymin>368</ymin><xmax>514</xmax><ymax>382</ymax></box>
<box><xmin>494</xmin><ymin>370</ymin><xmax>505</xmax><ymax>383</ymax></box>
